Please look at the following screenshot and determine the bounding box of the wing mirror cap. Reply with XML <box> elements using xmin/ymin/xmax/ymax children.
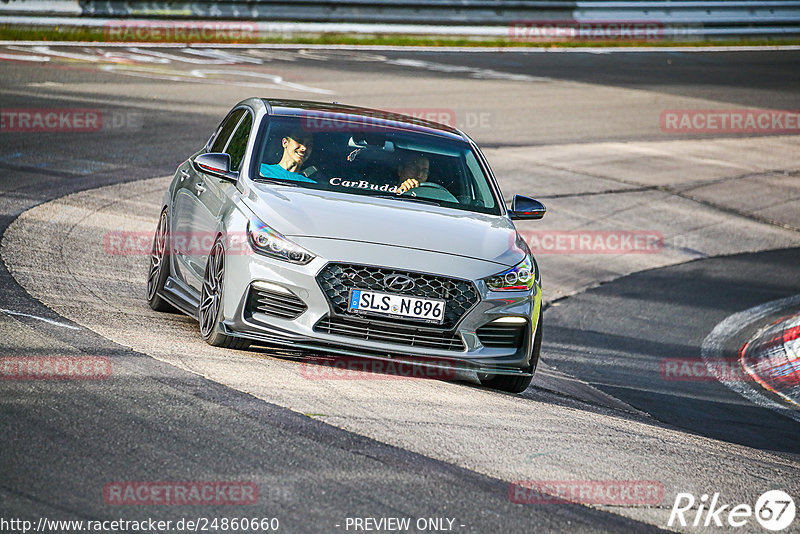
<box><xmin>509</xmin><ymin>195</ymin><xmax>546</xmax><ymax>220</ymax></box>
<box><xmin>194</xmin><ymin>153</ymin><xmax>238</xmax><ymax>182</ymax></box>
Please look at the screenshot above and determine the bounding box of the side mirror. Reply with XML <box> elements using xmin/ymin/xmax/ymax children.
<box><xmin>509</xmin><ymin>195</ymin><xmax>546</xmax><ymax>220</ymax></box>
<box><xmin>194</xmin><ymin>153</ymin><xmax>238</xmax><ymax>182</ymax></box>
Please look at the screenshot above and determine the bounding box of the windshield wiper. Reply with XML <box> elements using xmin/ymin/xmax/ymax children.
<box><xmin>252</xmin><ymin>178</ymin><xmax>301</xmax><ymax>187</ymax></box>
<box><xmin>371</xmin><ymin>194</ymin><xmax>443</xmax><ymax>207</ymax></box>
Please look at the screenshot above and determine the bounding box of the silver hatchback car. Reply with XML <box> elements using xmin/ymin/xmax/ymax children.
<box><xmin>147</xmin><ymin>98</ymin><xmax>546</xmax><ymax>392</ymax></box>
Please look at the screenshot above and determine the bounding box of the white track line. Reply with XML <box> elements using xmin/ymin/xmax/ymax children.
<box><xmin>0</xmin><ymin>51</ymin><xmax>50</xmax><ymax>61</ymax></box>
<box><xmin>0</xmin><ymin>308</ymin><xmax>80</xmax><ymax>330</ymax></box>
<box><xmin>701</xmin><ymin>294</ymin><xmax>800</xmax><ymax>423</ymax></box>
<box><xmin>7</xmin><ymin>44</ymin><xmax>100</xmax><ymax>61</ymax></box>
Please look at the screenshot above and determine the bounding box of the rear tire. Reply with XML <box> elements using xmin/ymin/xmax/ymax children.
<box><xmin>147</xmin><ymin>210</ymin><xmax>176</xmax><ymax>312</ymax></box>
<box><xmin>199</xmin><ymin>238</ymin><xmax>251</xmax><ymax>350</ymax></box>
<box><xmin>479</xmin><ymin>314</ymin><xmax>542</xmax><ymax>393</ymax></box>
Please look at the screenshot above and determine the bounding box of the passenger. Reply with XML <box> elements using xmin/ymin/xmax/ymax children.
<box><xmin>260</xmin><ymin>130</ymin><xmax>315</xmax><ymax>182</ymax></box>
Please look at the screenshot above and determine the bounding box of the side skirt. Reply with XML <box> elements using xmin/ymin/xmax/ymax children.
<box><xmin>160</xmin><ymin>276</ymin><xmax>201</xmax><ymax>319</ymax></box>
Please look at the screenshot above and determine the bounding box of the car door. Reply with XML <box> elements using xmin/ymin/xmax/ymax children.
<box><xmin>171</xmin><ymin>108</ymin><xmax>245</xmax><ymax>292</ymax></box>
<box><xmin>191</xmin><ymin>108</ymin><xmax>254</xmax><ymax>286</ymax></box>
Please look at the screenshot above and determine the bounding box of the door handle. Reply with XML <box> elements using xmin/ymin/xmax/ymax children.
<box><xmin>194</xmin><ymin>183</ymin><xmax>206</xmax><ymax>195</ymax></box>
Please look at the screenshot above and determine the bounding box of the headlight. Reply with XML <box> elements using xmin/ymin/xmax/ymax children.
<box><xmin>247</xmin><ymin>217</ymin><xmax>315</xmax><ymax>265</ymax></box>
<box><xmin>484</xmin><ymin>255</ymin><xmax>537</xmax><ymax>292</ymax></box>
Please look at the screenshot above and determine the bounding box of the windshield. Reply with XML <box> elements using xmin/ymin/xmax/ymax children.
<box><xmin>250</xmin><ymin>116</ymin><xmax>502</xmax><ymax>215</ymax></box>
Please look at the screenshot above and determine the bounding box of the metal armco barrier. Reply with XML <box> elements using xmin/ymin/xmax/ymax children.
<box><xmin>80</xmin><ymin>1</ymin><xmax>577</xmax><ymax>23</ymax></box>
<box><xmin>1</xmin><ymin>0</ymin><xmax>799</xmax><ymax>38</ymax></box>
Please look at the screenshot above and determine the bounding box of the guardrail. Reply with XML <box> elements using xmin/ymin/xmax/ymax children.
<box><xmin>1</xmin><ymin>0</ymin><xmax>799</xmax><ymax>39</ymax></box>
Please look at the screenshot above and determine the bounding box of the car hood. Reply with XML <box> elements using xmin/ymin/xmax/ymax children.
<box><xmin>244</xmin><ymin>184</ymin><xmax>524</xmax><ymax>267</ymax></box>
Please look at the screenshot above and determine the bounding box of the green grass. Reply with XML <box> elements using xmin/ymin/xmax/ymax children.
<box><xmin>2</xmin><ymin>24</ymin><xmax>799</xmax><ymax>48</ymax></box>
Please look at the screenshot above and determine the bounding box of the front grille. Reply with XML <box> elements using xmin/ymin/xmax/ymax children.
<box><xmin>316</xmin><ymin>263</ymin><xmax>479</xmax><ymax>329</ymax></box>
<box><xmin>315</xmin><ymin>316</ymin><xmax>465</xmax><ymax>351</ymax></box>
<box><xmin>245</xmin><ymin>284</ymin><xmax>307</xmax><ymax>320</ymax></box>
<box><xmin>476</xmin><ymin>322</ymin><xmax>527</xmax><ymax>348</ymax></box>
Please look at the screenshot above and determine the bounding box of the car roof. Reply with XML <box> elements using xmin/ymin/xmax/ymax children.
<box><xmin>261</xmin><ymin>99</ymin><xmax>468</xmax><ymax>142</ymax></box>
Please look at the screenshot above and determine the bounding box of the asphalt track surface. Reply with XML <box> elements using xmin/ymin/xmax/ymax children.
<box><xmin>545</xmin><ymin>247</ymin><xmax>800</xmax><ymax>453</ymax></box>
<box><xmin>376</xmin><ymin>50</ymin><xmax>800</xmax><ymax>112</ymax></box>
<box><xmin>1</xmin><ymin>45</ymin><xmax>799</xmax><ymax>533</ymax></box>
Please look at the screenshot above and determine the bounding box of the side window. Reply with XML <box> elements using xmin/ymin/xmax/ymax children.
<box><xmin>225</xmin><ymin>112</ymin><xmax>253</xmax><ymax>172</ymax></box>
<box><xmin>465</xmin><ymin>150</ymin><xmax>495</xmax><ymax>209</ymax></box>
<box><xmin>209</xmin><ymin>109</ymin><xmax>246</xmax><ymax>153</ymax></box>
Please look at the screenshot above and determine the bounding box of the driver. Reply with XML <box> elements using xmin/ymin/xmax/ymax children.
<box><xmin>260</xmin><ymin>130</ymin><xmax>315</xmax><ymax>182</ymax></box>
<box><xmin>396</xmin><ymin>154</ymin><xmax>430</xmax><ymax>193</ymax></box>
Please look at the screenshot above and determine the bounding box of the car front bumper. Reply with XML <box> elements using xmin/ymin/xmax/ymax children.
<box><xmin>219</xmin><ymin>239</ymin><xmax>542</xmax><ymax>376</ymax></box>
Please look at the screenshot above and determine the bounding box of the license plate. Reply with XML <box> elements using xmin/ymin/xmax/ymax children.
<box><xmin>348</xmin><ymin>289</ymin><xmax>446</xmax><ymax>324</ymax></box>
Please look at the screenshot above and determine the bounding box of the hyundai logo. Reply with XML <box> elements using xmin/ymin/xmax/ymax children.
<box><xmin>383</xmin><ymin>274</ymin><xmax>415</xmax><ymax>292</ymax></box>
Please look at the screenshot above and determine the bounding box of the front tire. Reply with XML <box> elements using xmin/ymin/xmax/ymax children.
<box><xmin>199</xmin><ymin>238</ymin><xmax>251</xmax><ymax>349</ymax></box>
<box><xmin>479</xmin><ymin>314</ymin><xmax>542</xmax><ymax>393</ymax></box>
